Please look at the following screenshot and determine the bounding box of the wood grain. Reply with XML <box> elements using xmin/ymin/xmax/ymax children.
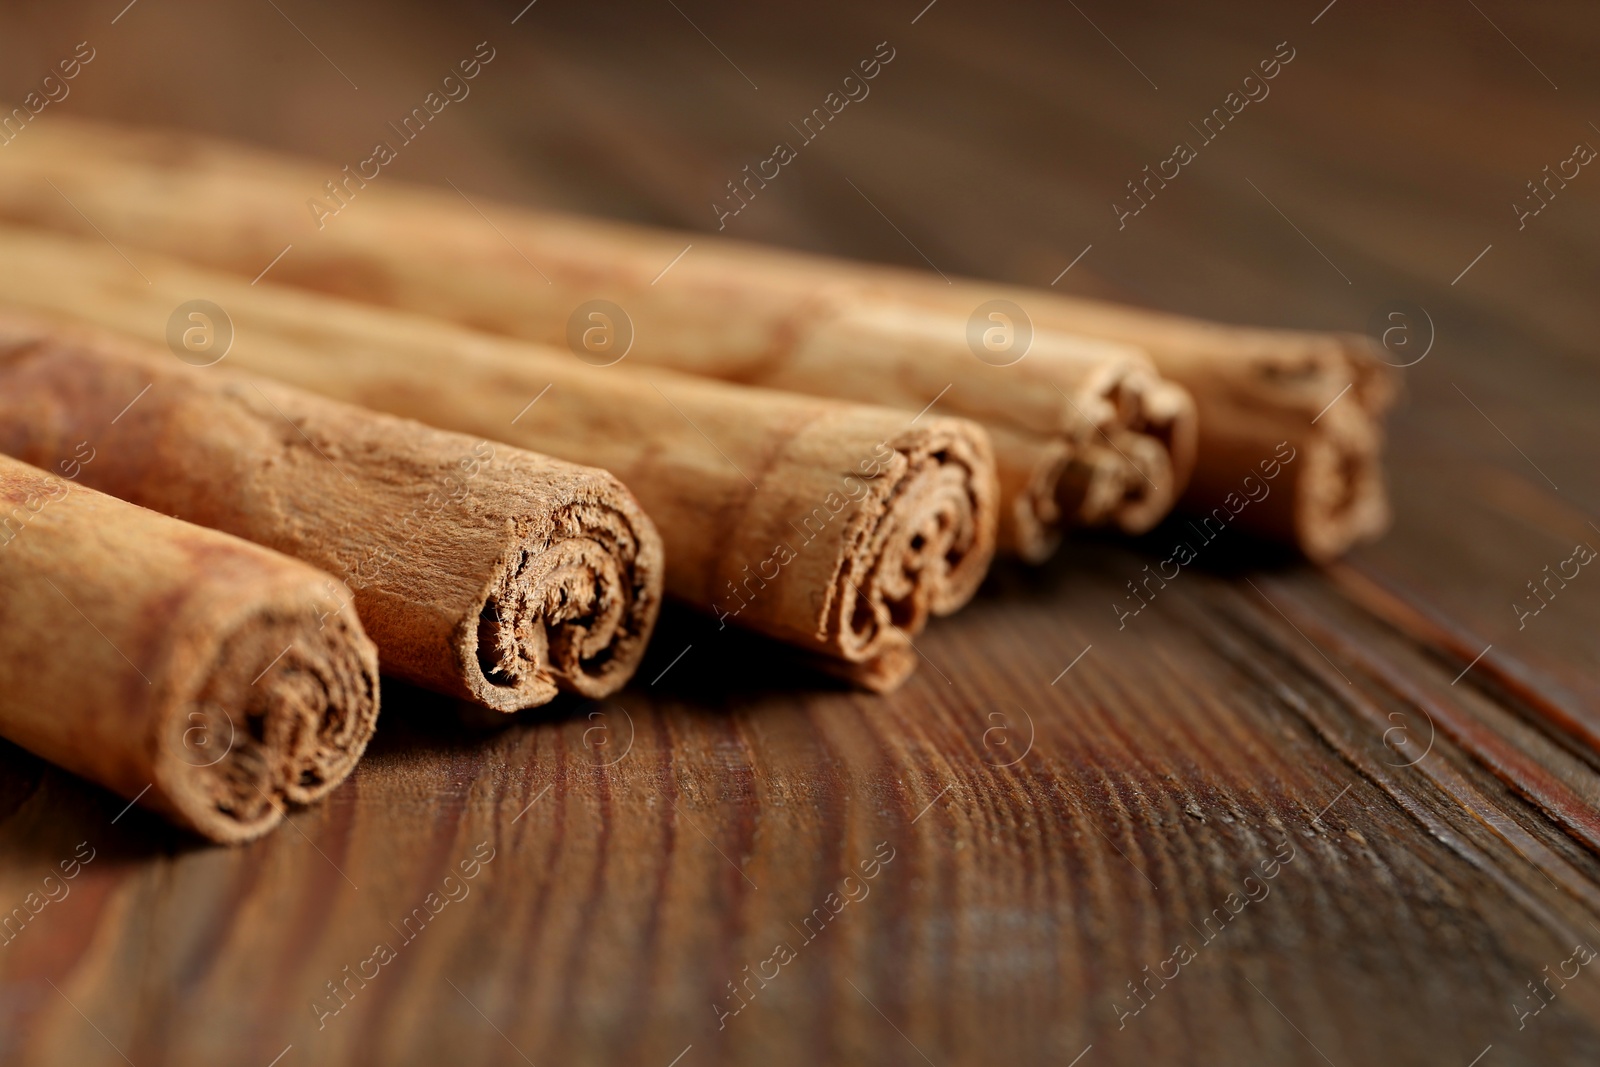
<box><xmin>1</xmin><ymin>1</ymin><xmax>1598</xmax><ymax>1065</ymax></box>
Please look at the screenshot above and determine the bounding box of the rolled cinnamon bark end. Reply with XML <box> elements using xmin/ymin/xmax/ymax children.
<box><xmin>1057</xmin><ymin>361</ymin><xmax>1198</xmax><ymax>536</ymax></box>
<box><xmin>167</xmin><ymin>591</ymin><xmax>378</xmax><ymax>833</ymax></box>
<box><xmin>1294</xmin><ymin>414</ymin><xmax>1389</xmax><ymax>563</ymax></box>
<box><xmin>989</xmin><ymin>429</ymin><xmax>1071</xmax><ymax>564</ymax></box>
<box><xmin>1153</xmin><ymin>330</ymin><xmax>1395</xmax><ymax>561</ymax></box>
<box><xmin>0</xmin><ymin>454</ymin><xmax>379</xmax><ymax>844</ymax></box>
<box><xmin>466</xmin><ymin>472</ymin><xmax>662</xmax><ymax>707</ymax></box>
<box><xmin>816</xmin><ymin>418</ymin><xmax>997</xmax><ymax>690</ymax></box>
<box><xmin>0</xmin><ymin>314</ymin><xmax>662</xmax><ymax>712</ymax></box>
<box><xmin>687</xmin><ymin>403</ymin><xmax>996</xmax><ymax>693</ymax></box>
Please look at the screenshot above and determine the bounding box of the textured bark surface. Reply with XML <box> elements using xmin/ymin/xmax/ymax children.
<box><xmin>0</xmin><ymin>313</ymin><xmax>663</xmax><ymax>712</ymax></box>
<box><xmin>0</xmin><ymin>453</ymin><xmax>378</xmax><ymax>843</ymax></box>
<box><xmin>0</xmin><ymin>228</ymin><xmax>998</xmax><ymax>691</ymax></box>
<box><xmin>0</xmin><ymin>115</ymin><xmax>1194</xmax><ymax>561</ymax></box>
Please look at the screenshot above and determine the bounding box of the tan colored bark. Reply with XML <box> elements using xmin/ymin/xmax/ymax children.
<box><xmin>0</xmin><ymin>312</ymin><xmax>662</xmax><ymax>711</ymax></box>
<box><xmin>0</xmin><ymin>116</ymin><xmax>1192</xmax><ymax>560</ymax></box>
<box><xmin>0</xmin><ymin>228</ymin><xmax>998</xmax><ymax>692</ymax></box>
<box><xmin>0</xmin><ymin>453</ymin><xmax>379</xmax><ymax>843</ymax></box>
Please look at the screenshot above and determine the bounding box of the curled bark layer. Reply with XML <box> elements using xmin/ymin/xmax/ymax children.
<box><xmin>0</xmin><ymin>453</ymin><xmax>379</xmax><ymax>843</ymax></box>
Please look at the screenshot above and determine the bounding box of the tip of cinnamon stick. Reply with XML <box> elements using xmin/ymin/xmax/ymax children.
<box><xmin>818</xmin><ymin>416</ymin><xmax>998</xmax><ymax>684</ymax></box>
<box><xmin>1057</xmin><ymin>363</ymin><xmax>1199</xmax><ymax>538</ymax></box>
<box><xmin>155</xmin><ymin>583</ymin><xmax>381</xmax><ymax>845</ymax></box>
<box><xmin>466</xmin><ymin>473</ymin><xmax>664</xmax><ymax>711</ymax></box>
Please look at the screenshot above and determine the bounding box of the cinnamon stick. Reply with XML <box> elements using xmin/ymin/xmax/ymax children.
<box><xmin>0</xmin><ymin>311</ymin><xmax>663</xmax><ymax>712</ymax></box>
<box><xmin>0</xmin><ymin>228</ymin><xmax>998</xmax><ymax>692</ymax></box>
<box><xmin>0</xmin><ymin>116</ymin><xmax>1190</xmax><ymax>562</ymax></box>
<box><xmin>0</xmin><ymin>452</ymin><xmax>379</xmax><ymax>843</ymax></box>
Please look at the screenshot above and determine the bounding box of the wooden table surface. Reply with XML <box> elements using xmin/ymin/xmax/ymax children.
<box><xmin>3</xmin><ymin>2</ymin><xmax>1598</xmax><ymax>1064</ymax></box>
